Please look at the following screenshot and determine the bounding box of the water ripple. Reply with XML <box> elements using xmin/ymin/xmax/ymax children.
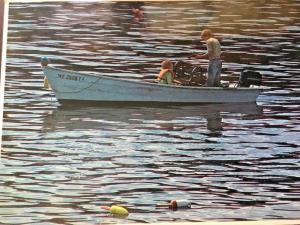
<box><xmin>2</xmin><ymin>1</ymin><xmax>300</xmax><ymax>224</ymax></box>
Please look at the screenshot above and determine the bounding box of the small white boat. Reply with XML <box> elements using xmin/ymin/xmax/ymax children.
<box><xmin>41</xmin><ymin>60</ymin><xmax>263</xmax><ymax>105</ymax></box>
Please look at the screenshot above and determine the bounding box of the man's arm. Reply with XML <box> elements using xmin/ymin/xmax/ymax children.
<box><xmin>190</xmin><ymin>40</ymin><xmax>214</xmax><ymax>59</ymax></box>
<box><xmin>156</xmin><ymin>69</ymin><xmax>167</xmax><ymax>81</ymax></box>
<box><xmin>190</xmin><ymin>52</ymin><xmax>209</xmax><ymax>59</ymax></box>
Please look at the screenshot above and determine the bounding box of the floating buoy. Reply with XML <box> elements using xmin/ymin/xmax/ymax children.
<box><xmin>156</xmin><ymin>199</ymin><xmax>192</xmax><ymax>210</ymax></box>
<box><xmin>132</xmin><ymin>8</ymin><xmax>144</xmax><ymax>18</ymax></box>
<box><xmin>170</xmin><ymin>200</ymin><xmax>192</xmax><ymax>209</ymax></box>
<box><xmin>101</xmin><ymin>205</ymin><xmax>129</xmax><ymax>217</ymax></box>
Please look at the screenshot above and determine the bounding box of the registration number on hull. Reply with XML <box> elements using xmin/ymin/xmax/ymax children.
<box><xmin>58</xmin><ymin>74</ymin><xmax>85</xmax><ymax>81</ymax></box>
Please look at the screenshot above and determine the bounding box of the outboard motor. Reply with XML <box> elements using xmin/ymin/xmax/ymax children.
<box><xmin>238</xmin><ymin>69</ymin><xmax>262</xmax><ymax>87</ymax></box>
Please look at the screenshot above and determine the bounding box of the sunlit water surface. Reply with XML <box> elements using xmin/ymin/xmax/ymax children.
<box><xmin>1</xmin><ymin>1</ymin><xmax>300</xmax><ymax>224</ymax></box>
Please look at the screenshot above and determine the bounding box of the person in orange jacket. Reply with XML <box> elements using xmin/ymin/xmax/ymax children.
<box><xmin>156</xmin><ymin>60</ymin><xmax>176</xmax><ymax>84</ymax></box>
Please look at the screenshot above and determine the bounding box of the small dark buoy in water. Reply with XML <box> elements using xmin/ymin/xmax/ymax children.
<box><xmin>132</xmin><ymin>8</ymin><xmax>144</xmax><ymax>18</ymax></box>
<box><xmin>41</xmin><ymin>56</ymin><xmax>49</xmax><ymax>67</ymax></box>
<box><xmin>132</xmin><ymin>8</ymin><xmax>144</xmax><ymax>22</ymax></box>
<box><xmin>156</xmin><ymin>199</ymin><xmax>192</xmax><ymax>210</ymax></box>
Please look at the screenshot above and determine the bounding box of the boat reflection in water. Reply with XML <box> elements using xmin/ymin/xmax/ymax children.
<box><xmin>42</xmin><ymin>103</ymin><xmax>263</xmax><ymax>135</ymax></box>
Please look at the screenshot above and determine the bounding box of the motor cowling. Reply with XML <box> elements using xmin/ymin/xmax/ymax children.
<box><xmin>239</xmin><ymin>69</ymin><xmax>262</xmax><ymax>87</ymax></box>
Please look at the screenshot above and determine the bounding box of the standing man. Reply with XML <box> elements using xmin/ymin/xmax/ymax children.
<box><xmin>191</xmin><ymin>29</ymin><xmax>222</xmax><ymax>87</ymax></box>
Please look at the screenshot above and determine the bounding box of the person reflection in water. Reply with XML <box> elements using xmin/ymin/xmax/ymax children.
<box><xmin>206</xmin><ymin>113</ymin><xmax>223</xmax><ymax>135</ymax></box>
<box><xmin>158</xmin><ymin>112</ymin><xmax>223</xmax><ymax>135</ymax></box>
<box><xmin>190</xmin><ymin>29</ymin><xmax>222</xmax><ymax>87</ymax></box>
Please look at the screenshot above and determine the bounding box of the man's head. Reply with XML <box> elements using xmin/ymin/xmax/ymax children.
<box><xmin>201</xmin><ymin>29</ymin><xmax>212</xmax><ymax>41</ymax></box>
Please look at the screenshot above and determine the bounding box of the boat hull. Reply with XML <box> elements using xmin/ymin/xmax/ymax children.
<box><xmin>42</xmin><ymin>66</ymin><xmax>262</xmax><ymax>104</ymax></box>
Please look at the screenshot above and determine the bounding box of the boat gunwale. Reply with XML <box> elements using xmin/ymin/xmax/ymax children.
<box><xmin>43</xmin><ymin>66</ymin><xmax>265</xmax><ymax>92</ymax></box>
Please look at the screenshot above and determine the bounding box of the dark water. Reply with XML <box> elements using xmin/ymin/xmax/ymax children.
<box><xmin>1</xmin><ymin>1</ymin><xmax>300</xmax><ymax>224</ymax></box>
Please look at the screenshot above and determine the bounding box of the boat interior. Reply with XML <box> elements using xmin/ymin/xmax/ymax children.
<box><xmin>171</xmin><ymin>61</ymin><xmax>262</xmax><ymax>88</ymax></box>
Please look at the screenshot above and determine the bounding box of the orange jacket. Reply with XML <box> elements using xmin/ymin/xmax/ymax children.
<box><xmin>158</xmin><ymin>69</ymin><xmax>176</xmax><ymax>80</ymax></box>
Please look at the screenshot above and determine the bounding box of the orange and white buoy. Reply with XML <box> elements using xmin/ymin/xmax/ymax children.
<box><xmin>156</xmin><ymin>199</ymin><xmax>192</xmax><ymax>210</ymax></box>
